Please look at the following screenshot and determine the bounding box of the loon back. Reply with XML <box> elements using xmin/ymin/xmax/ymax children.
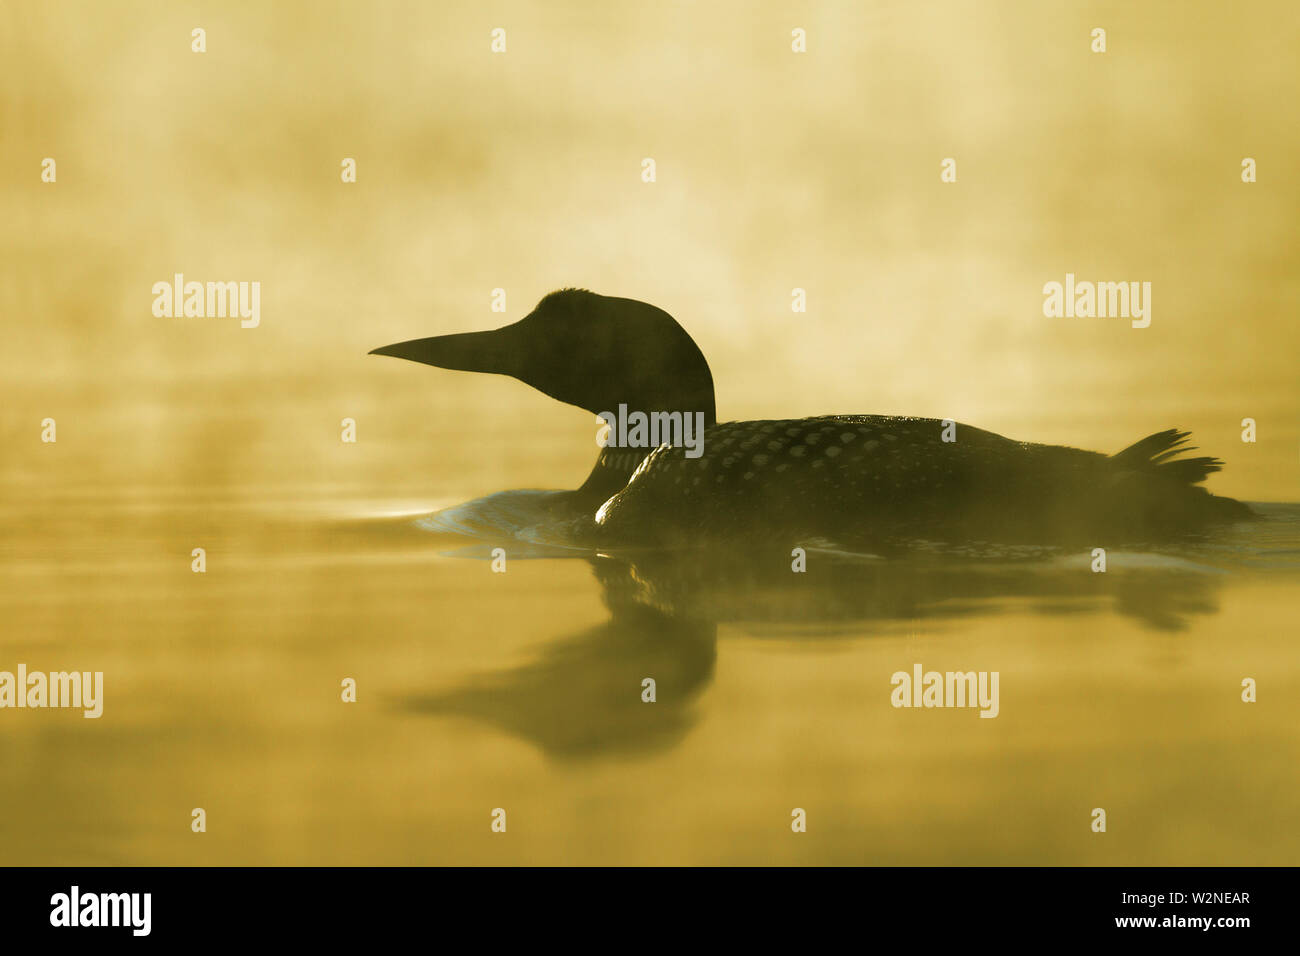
<box><xmin>592</xmin><ymin>417</ymin><xmax>1251</xmax><ymax>547</ymax></box>
<box><xmin>370</xmin><ymin>289</ymin><xmax>1252</xmax><ymax>547</ymax></box>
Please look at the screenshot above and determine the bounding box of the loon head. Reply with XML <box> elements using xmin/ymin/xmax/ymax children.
<box><xmin>370</xmin><ymin>289</ymin><xmax>717</xmax><ymax>426</ymax></box>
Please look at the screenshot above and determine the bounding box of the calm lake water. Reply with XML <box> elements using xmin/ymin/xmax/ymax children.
<box><xmin>2</xmin><ymin>475</ymin><xmax>1296</xmax><ymax>865</ymax></box>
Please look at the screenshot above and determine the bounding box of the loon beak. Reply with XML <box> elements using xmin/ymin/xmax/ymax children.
<box><xmin>368</xmin><ymin>328</ymin><xmax>520</xmax><ymax>376</ymax></box>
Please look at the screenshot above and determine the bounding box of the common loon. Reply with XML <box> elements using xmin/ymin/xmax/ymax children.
<box><xmin>371</xmin><ymin>289</ymin><xmax>1252</xmax><ymax>548</ymax></box>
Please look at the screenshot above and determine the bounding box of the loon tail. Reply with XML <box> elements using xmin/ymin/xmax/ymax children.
<box><xmin>1111</xmin><ymin>428</ymin><xmax>1223</xmax><ymax>485</ymax></box>
<box><xmin>1110</xmin><ymin>428</ymin><xmax>1253</xmax><ymax>523</ymax></box>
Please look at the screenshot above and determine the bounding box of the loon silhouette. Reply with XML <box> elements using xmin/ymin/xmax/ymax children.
<box><xmin>371</xmin><ymin>289</ymin><xmax>1251</xmax><ymax>548</ymax></box>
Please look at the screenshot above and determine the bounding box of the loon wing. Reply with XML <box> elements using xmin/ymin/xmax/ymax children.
<box><xmin>592</xmin><ymin>416</ymin><xmax>1249</xmax><ymax>547</ymax></box>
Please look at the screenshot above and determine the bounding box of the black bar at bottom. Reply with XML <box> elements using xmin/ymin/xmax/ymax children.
<box><xmin>0</xmin><ymin>866</ymin><xmax>1276</xmax><ymax>941</ymax></box>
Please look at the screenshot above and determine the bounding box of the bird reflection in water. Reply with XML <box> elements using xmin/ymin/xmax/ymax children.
<box><xmin>403</xmin><ymin>543</ymin><xmax>1222</xmax><ymax>760</ymax></box>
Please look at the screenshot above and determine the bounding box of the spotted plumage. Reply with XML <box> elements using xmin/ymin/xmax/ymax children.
<box><xmin>591</xmin><ymin>416</ymin><xmax>1249</xmax><ymax>547</ymax></box>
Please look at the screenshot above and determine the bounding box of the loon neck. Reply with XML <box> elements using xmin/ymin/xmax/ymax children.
<box><xmin>573</xmin><ymin>410</ymin><xmax>716</xmax><ymax>506</ymax></box>
<box><xmin>575</xmin><ymin>447</ymin><xmax>646</xmax><ymax>505</ymax></box>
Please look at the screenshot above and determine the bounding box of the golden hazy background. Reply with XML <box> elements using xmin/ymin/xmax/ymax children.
<box><xmin>2</xmin><ymin>0</ymin><xmax>1297</xmax><ymax>501</ymax></box>
<box><xmin>1</xmin><ymin>2</ymin><xmax>1298</xmax><ymax>867</ymax></box>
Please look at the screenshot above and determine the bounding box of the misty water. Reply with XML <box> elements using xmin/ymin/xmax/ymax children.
<box><xmin>2</xmin><ymin>478</ymin><xmax>1296</xmax><ymax>865</ymax></box>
